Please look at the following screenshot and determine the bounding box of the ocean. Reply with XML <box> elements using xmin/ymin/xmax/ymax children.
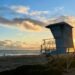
<box><xmin>0</xmin><ymin>50</ymin><xmax>41</xmax><ymax>56</ymax></box>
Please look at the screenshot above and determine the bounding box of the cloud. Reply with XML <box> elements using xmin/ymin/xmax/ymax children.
<box><xmin>19</xmin><ymin>21</ymin><xmax>42</xmax><ymax>31</ymax></box>
<box><xmin>0</xmin><ymin>41</ymin><xmax>6</xmax><ymax>46</ymax></box>
<box><xmin>0</xmin><ymin>40</ymin><xmax>25</xmax><ymax>49</ymax></box>
<box><xmin>0</xmin><ymin>5</ymin><xmax>65</xmax><ymax>31</ymax></box>
<box><xmin>9</xmin><ymin>6</ymin><xmax>50</xmax><ymax>23</ymax></box>
<box><xmin>0</xmin><ymin>5</ymin><xmax>65</xmax><ymax>17</ymax></box>
<box><xmin>9</xmin><ymin>5</ymin><xmax>30</xmax><ymax>14</ymax></box>
<box><xmin>54</xmin><ymin>7</ymin><xmax>64</xmax><ymax>12</ymax></box>
<box><xmin>0</xmin><ymin>16</ymin><xmax>45</xmax><ymax>31</ymax></box>
<box><xmin>28</xmin><ymin>6</ymin><xmax>65</xmax><ymax>24</ymax></box>
<box><xmin>9</xmin><ymin>5</ymin><xmax>49</xmax><ymax>16</ymax></box>
<box><xmin>0</xmin><ymin>5</ymin><xmax>50</xmax><ymax>20</ymax></box>
<box><xmin>39</xmin><ymin>7</ymin><xmax>65</xmax><ymax>24</ymax></box>
<box><xmin>0</xmin><ymin>17</ymin><xmax>13</xmax><ymax>25</ymax></box>
<box><xmin>0</xmin><ymin>40</ymin><xmax>40</xmax><ymax>50</ymax></box>
<box><xmin>1</xmin><ymin>5</ymin><xmax>49</xmax><ymax>17</ymax></box>
<box><xmin>29</xmin><ymin>11</ymin><xmax>49</xmax><ymax>16</ymax></box>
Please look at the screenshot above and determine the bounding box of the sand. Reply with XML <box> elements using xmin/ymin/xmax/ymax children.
<box><xmin>0</xmin><ymin>55</ymin><xmax>47</xmax><ymax>72</ymax></box>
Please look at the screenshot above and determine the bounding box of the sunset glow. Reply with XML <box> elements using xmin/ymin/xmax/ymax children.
<box><xmin>0</xmin><ymin>0</ymin><xmax>75</xmax><ymax>50</ymax></box>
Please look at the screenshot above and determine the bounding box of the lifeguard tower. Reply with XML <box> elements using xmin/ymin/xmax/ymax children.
<box><xmin>41</xmin><ymin>22</ymin><xmax>74</xmax><ymax>55</ymax></box>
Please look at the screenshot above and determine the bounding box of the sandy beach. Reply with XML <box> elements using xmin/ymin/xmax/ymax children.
<box><xmin>0</xmin><ymin>55</ymin><xmax>47</xmax><ymax>72</ymax></box>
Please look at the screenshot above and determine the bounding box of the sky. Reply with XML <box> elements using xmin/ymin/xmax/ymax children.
<box><xmin>0</xmin><ymin>0</ymin><xmax>75</xmax><ymax>50</ymax></box>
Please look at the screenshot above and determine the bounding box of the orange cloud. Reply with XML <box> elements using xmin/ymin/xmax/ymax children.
<box><xmin>0</xmin><ymin>17</ymin><xmax>45</xmax><ymax>31</ymax></box>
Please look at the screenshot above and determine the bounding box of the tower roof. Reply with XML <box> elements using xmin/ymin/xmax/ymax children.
<box><xmin>46</xmin><ymin>22</ymin><xmax>73</xmax><ymax>28</ymax></box>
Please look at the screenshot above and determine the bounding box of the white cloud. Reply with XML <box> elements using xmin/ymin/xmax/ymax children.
<box><xmin>27</xmin><ymin>6</ymin><xmax>65</xmax><ymax>24</ymax></box>
<box><xmin>35</xmin><ymin>6</ymin><xmax>65</xmax><ymax>24</ymax></box>
<box><xmin>9</xmin><ymin>5</ymin><xmax>30</xmax><ymax>14</ymax></box>
<box><xmin>54</xmin><ymin>7</ymin><xmax>64</xmax><ymax>12</ymax></box>
<box><xmin>9</xmin><ymin>5</ymin><xmax>49</xmax><ymax>16</ymax></box>
<box><xmin>29</xmin><ymin>11</ymin><xmax>49</xmax><ymax>16</ymax></box>
<box><xmin>8</xmin><ymin>5</ymin><xmax>50</xmax><ymax>21</ymax></box>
